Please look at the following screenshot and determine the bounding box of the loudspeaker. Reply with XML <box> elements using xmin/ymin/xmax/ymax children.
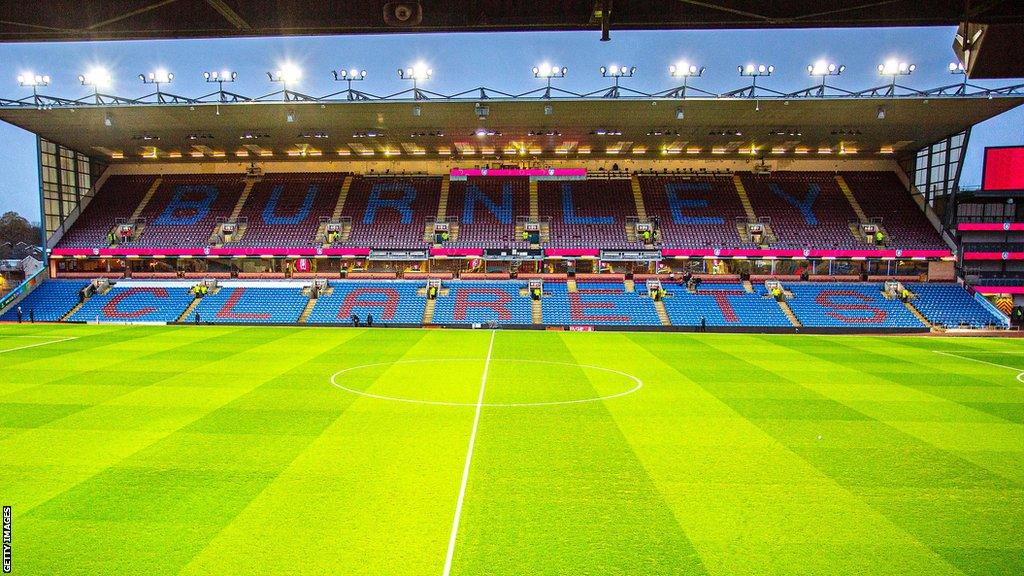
<box><xmin>383</xmin><ymin>2</ymin><xmax>423</xmax><ymax>27</ymax></box>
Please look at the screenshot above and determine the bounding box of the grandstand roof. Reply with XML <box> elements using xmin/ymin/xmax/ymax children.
<box><xmin>2</xmin><ymin>1</ymin><xmax>1022</xmax><ymax>42</ymax></box>
<box><xmin>1</xmin><ymin>95</ymin><xmax>1020</xmax><ymax>162</ymax></box>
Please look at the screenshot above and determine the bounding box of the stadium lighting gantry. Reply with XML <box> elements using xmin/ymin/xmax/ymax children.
<box><xmin>948</xmin><ymin>62</ymin><xmax>967</xmax><ymax>75</ymax></box>
<box><xmin>670</xmin><ymin>63</ymin><xmax>704</xmax><ymax>78</ymax></box>
<box><xmin>139</xmin><ymin>70</ymin><xmax>174</xmax><ymax>84</ymax></box>
<box><xmin>398</xmin><ymin>63</ymin><xmax>432</xmax><ymax>99</ymax></box>
<box><xmin>331</xmin><ymin>68</ymin><xmax>368</xmax><ymax>100</ymax></box>
<box><xmin>139</xmin><ymin>70</ymin><xmax>174</xmax><ymax>103</ymax></box>
<box><xmin>877</xmin><ymin>59</ymin><xmax>915</xmax><ymax>94</ymax></box>
<box><xmin>17</xmin><ymin>72</ymin><xmax>50</xmax><ymax>99</ymax></box>
<box><xmin>532</xmin><ymin>63</ymin><xmax>567</xmax><ymax>97</ymax></box>
<box><xmin>600</xmin><ymin>65</ymin><xmax>636</xmax><ymax>97</ymax></box>
<box><xmin>667</xmin><ymin>62</ymin><xmax>706</xmax><ymax>98</ymax></box>
<box><xmin>203</xmin><ymin>70</ymin><xmax>237</xmax><ymax>83</ymax></box>
<box><xmin>600</xmin><ymin>65</ymin><xmax>636</xmax><ymax>78</ymax></box>
<box><xmin>78</xmin><ymin>67</ymin><xmax>112</xmax><ymax>103</ymax></box>
<box><xmin>739</xmin><ymin>64</ymin><xmax>774</xmax><ymax>77</ymax></box>
<box><xmin>738</xmin><ymin>64</ymin><xmax>774</xmax><ymax>94</ymax></box>
<box><xmin>806</xmin><ymin>61</ymin><xmax>845</xmax><ymax>94</ymax></box>
<box><xmin>267</xmin><ymin>64</ymin><xmax>303</xmax><ymax>101</ymax></box>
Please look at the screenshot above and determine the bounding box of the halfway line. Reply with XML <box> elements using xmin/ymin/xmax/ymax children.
<box><xmin>442</xmin><ymin>329</ymin><xmax>496</xmax><ymax>576</ymax></box>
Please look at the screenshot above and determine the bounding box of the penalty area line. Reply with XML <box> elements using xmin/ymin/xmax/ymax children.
<box><xmin>0</xmin><ymin>336</ymin><xmax>78</xmax><ymax>354</ymax></box>
<box><xmin>442</xmin><ymin>329</ymin><xmax>495</xmax><ymax>576</ymax></box>
<box><xmin>932</xmin><ymin>350</ymin><xmax>1024</xmax><ymax>384</ymax></box>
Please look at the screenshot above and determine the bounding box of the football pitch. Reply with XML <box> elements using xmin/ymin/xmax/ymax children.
<box><xmin>0</xmin><ymin>324</ymin><xmax>1022</xmax><ymax>576</ymax></box>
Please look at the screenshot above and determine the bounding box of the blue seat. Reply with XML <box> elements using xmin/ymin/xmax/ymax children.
<box><xmin>542</xmin><ymin>282</ymin><xmax>662</xmax><ymax>326</ymax></box>
<box><xmin>907</xmin><ymin>283</ymin><xmax>1005</xmax><ymax>328</ymax></box>
<box><xmin>663</xmin><ymin>284</ymin><xmax>791</xmax><ymax>327</ymax></box>
<box><xmin>69</xmin><ymin>284</ymin><xmax>195</xmax><ymax>323</ymax></box>
<box><xmin>1</xmin><ymin>280</ymin><xmax>88</xmax><ymax>322</ymax></box>
<box><xmin>307</xmin><ymin>281</ymin><xmax>425</xmax><ymax>325</ymax></box>
<box><xmin>185</xmin><ymin>286</ymin><xmax>308</xmax><ymax>323</ymax></box>
<box><xmin>432</xmin><ymin>281</ymin><xmax>533</xmax><ymax>324</ymax></box>
<box><xmin>787</xmin><ymin>283</ymin><xmax>924</xmax><ymax>328</ymax></box>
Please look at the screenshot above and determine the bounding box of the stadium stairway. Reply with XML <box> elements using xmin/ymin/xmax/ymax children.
<box><xmin>176</xmin><ymin>296</ymin><xmax>202</xmax><ymax>322</ymax></box>
<box><xmin>630</xmin><ymin>175</ymin><xmax>647</xmax><ymax>220</ymax></box>
<box><xmin>422</xmin><ymin>297</ymin><xmax>436</xmax><ymax>324</ymax></box>
<box><xmin>903</xmin><ymin>299</ymin><xmax>933</xmax><ymax>328</ymax></box>
<box><xmin>298</xmin><ymin>295</ymin><xmax>317</xmax><ymax>323</ymax></box>
<box><xmin>228</xmin><ymin>179</ymin><xmax>256</xmax><ymax>222</ymax></box>
<box><xmin>332</xmin><ymin>175</ymin><xmax>353</xmax><ymax>220</ymax></box>
<box><xmin>653</xmin><ymin>299</ymin><xmax>671</xmax><ymax>326</ymax></box>
<box><xmin>436</xmin><ymin>176</ymin><xmax>450</xmax><ymax>220</ymax></box>
<box><xmin>529</xmin><ymin>179</ymin><xmax>538</xmax><ymax>220</ymax></box>
<box><xmin>732</xmin><ymin>174</ymin><xmax>758</xmax><ymax>221</ymax></box>
<box><xmin>127</xmin><ymin>177</ymin><xmax>164</xmax><ymax>223</ymax></box>
<box><xmin>777</xmin><ymin>299</ymin><xmax>802</xmax><ymax>327</ymax></box>
<box><xmin>532</xmin><ymin>298</ymin><xmax>542</xmax><ymax>324</ymax></box>
<box><xmin>835</xmin><ymin>175</ymin><xmax>868</xmax><ymax>223</ymax></box>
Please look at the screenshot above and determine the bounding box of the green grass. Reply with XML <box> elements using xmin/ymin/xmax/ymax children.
<box><xmin>0</xmin><ymin>324</ymin><xmax>1022</xmax><ymax>575</ymax></box>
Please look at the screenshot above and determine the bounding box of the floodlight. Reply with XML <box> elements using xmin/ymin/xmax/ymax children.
<box><xmin>807</xmin><ymin>61</ymin><xmax>844</xmax><ymax>76</ymax></box>
<box><xmin>140</xmin><ymin>70</ymin><xmax>173</xmax><ymax>84</ymax></box>
<box><xmin>669</xmin><ymin>63</ymin><xmax>704</xmax><ymax>77</ymax></box>
<box><xmin>949</xmin><ymin>61</ymin><xmax>966</xmax><ymax>74</ymax></box>
<box><xmin>739</xmin><ymin>64</ymin><xmax>774</xmax><ymax>76</ymax></box>
<box><xmin>204</xmin><ymin>70</ymin><xmax>237</xmax><ymax>81</ymax></box>
<box><xmin>601</xmin><ymin>65</ymin><xmax>636</xmax><ymax>77</ymax></box>
<box><xmin>398</xmin><ymin>62</ymin><xmax>432</xmax><ymax>80</ymax></box>
<box><xmin>877</xmin><ymin>59</ymin><xmax>915</xmax><ymax>76</ymax></box>
<box><xmin>17</xmin><ymin>72</ymin><xmax>50</xmax><ymax>87</ymax></box>
<box><xmin>79</xmin><ymin>68</ymin><xmax>112</xmax><ymax>88</ymax></box>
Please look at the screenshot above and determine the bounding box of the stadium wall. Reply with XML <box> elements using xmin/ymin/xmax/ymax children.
<box><xmin>104</xmin><ymin>158</ymin><xmax>903</xmax><ymax>176</ymax></box>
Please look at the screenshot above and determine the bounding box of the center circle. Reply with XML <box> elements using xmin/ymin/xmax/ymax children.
<box><xmin>328</xmin><ymin>358</ymin><xmax>642</xmax><ymax>407</ymax></box>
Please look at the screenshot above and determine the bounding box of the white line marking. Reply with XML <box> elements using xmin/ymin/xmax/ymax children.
<box><xmin>0</xmin><ymin>336</ymin><xmax>77</xmax><ymax>354</ymax></box>
<box><xmin>443</xmin><ymin>330</ymin><xmax>495</xmax><ymax>576</ymax></box>
<box><xmin>932</xmin><ymin>350</ymin><xmax>1024</xmax><ymax>384</ymax></box>
<box><xmin>329</xmin><ymin>358</ymin><xmax>643</xmax><ymax>407</ymax></box>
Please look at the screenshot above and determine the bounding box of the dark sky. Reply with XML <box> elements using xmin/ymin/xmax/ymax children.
<box><xmin>0</xmin><ymin>26</ymin><xmax>1021</xmax><ymax>220</ymax></box>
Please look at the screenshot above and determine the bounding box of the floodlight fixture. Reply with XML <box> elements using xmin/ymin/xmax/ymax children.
<box><xmin>78</xmin><ymin>68</ymin><xmax>112</xmax><ymax>89</ymax></box>
<box><xmin>533</xmin><ymin>63</ymin><xmax>567</xmax><ymax>97</ymax></box>
<box><xmin>738</xmin><ymin>64</ymin><xmax>774</xmax><ymax>76</ymax></box>
<box><xmin>877</xmin><ymin>59</ymin><xmax>915</xmax><ymax>76</ymax></box>
<box><xmin>533</xmin><ymin>63</ymin><xmax>567</xmax><ymax>78</ymax></box>
<box><xmin>17</xmin><ymin>72</ymin><xmax>50</xmax><ymax>100</ymax></box>
<box><xmin>948</xmin><ymin>61</ymin><xmax>967</xmax><ymax>75</ymax></box>
<box><xmin>398</xmin><ymin>63</ymin><xmax>432</xmax><ymax>98</ymax></box>
<box><xmin>600</xmin><ymin>65</ymin><xmax>636</xmax><ymax>78</ymax></box>
<box><xmin>807</xmin><ymin>61</ymin><xmax>844</xmax><ymax>76</ymax></box>
<box><xmin>139</xmin><ymin>70</ymin><xmax>173</xmax><ymax>84</ymax></box>
<box><xmin>669</xmin><ymin>63</ymin><xmax>704</xmax><ymax>78</ymax></box>
<box><xmin>17</xmin><ymin>72</ymin><xmax>50</xmax><ymax>87</ymax></box>
<box><xmin>203</xmin><ymin>70</ymin><xmax>237</xmax><ymax>82</ymax></box>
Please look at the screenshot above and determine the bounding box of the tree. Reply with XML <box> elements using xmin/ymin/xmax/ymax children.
<box><xmin>0</xmin><ymin>212</ymin><xmax>40</xmax><ymax>260</ymax></box>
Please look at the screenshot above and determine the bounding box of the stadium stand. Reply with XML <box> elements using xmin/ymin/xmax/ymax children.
<box><xmin>306</xmin><ymin>281</ymin><xmax>426</xmax><ymax>324</ymax></box>
<box><xmin>839</xmin><ymin>171</ymin><xmax>946</xmax><ymax>250</ymax></box>
<box><xmin>446</xmin><ymin>177</ymin><xmax>529</xmax><ymax>248</ymax></box>
<box><xmin>342</xmin><ymin>176</ymin><xmax>441</xmax><ymax>248</ymax></box>
<box><xmin>56</xmin><ymin>175</ymin><xmax>157</xmax><ymax>247</ymax></box>
<box><xmin>432</xmin><ymin>281</ymin><xmax>533</xmax><ymax>324</ymax></box>
<box><xmin>740</xmin><ymin>171</ymin><xmax>860</xmax><ymax>249</ymax></box>
<box><xmin>907</xmin><ymin>283</ymin><xmax>1005</xmax><ymax>328</ymax></box>
<box><xmin>184</xmin><ymin>286</ymin><xmax>309</xmax><ymax>323</ymax></box>
<box><xmin>68</xmin><ymin>285</ymin><xmax>195</xmax><ymax>323</ymax></box>
<box><xmin>542</xmin><ymin>282</ymin><xmax>662</xmax><ymax>326</ymax></box>
<box><xmin>538</xmin><ymin>180</ymin><xmax>637</xmax><ymax>248</ymax></box>
<box><xmin>231</xmin><ymin>173</ymin><xmax>344</xmax><ymax>247</ymax></box>
<box><xmin>639</xmin><ymin>175</ymin><xmax>755</xmax><ymax>248</ymax></box>
<box><xmin>786</xmin><ymin>283</ymin><xmax>924</xmax><ymax>328</ymax></box>
<box><xmin>662</xmin><ymin>283</ymin><xmax>792</xmax><ymax>327</ymax></box>
<box><xmin>0</xmin><ymin>280</ymin><xmax>86</xmax><ymax>321</ymax></box>
<box><xmin>132</xmin><ymin>175</ymin><xmax>245</xmax><ymax>247</ymax></box>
